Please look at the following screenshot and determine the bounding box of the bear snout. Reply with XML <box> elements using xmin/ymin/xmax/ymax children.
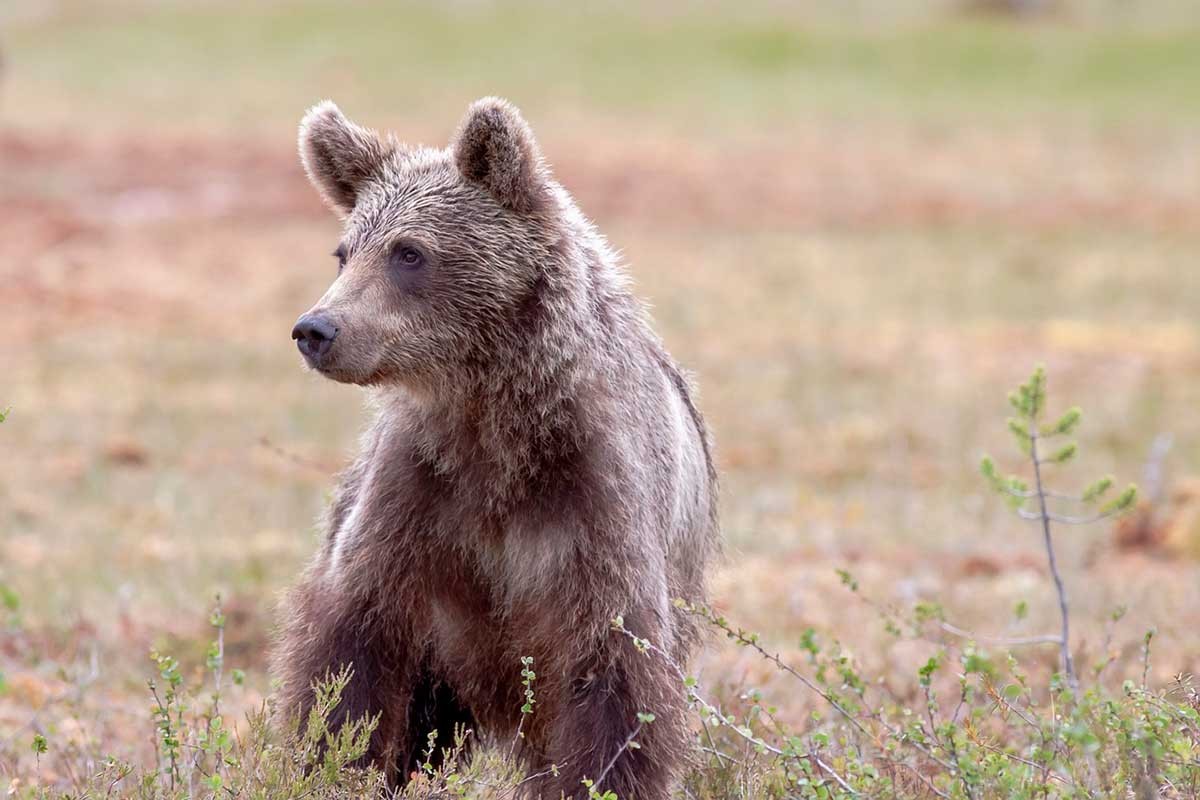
<box><xmin>292</xmin><ymin>313</ymin><xmax>339</xmax><ymax>364</ymax></box>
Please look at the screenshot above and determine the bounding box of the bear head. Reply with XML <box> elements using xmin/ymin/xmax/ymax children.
<box><xmin>292</xmin><ymin>97</ymin><xmax>563</xmax><ymax>389</ymax></box>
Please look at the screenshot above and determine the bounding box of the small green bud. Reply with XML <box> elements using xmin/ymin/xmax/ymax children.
<box><xmin>980</xmin><ymin>456</ymin><xmax>997</xmax><ymax>479</ymax></box>
<box><xmin>1045</xmin><ymin>406</ymin><xmax>1082</xmax><ymax>436</ymax></box>
<box><xmin>0</xmin><ymin>585</ymin><xmax>19</xmax><ymax>613</ymax></box>
<box><xmin>913</xmin><ymin>601</ymin><xmax>945</xmax><ymax>623</ymax></box>
<box><xmin>1007</xmin><ymin>418</ymin><xmax>1031</xmax><ymax>441</ymax></box>
<box><xmin>1046</xmin><ymin>442</ymin><xmax>1077</xmax><ymax>464</ymax></box>
<box><xmin>918</xmin><ymin>655</ymin><xmax>941</xmax><ymax>687</ymax></box>
<box><xmin>1101</xmin><ymin>485</ymin><xmax>1138</xmax><ymax>515</ymax></box>
<box><xmin>1028</xmin><ymin>366</ymin><xmax>1047</xmax><ymax>414</ymax></box>
<box><xmin>962</xmin><ymin>648</ymin><xmax>996</xmax><ymax>679</ymax></box>
<box><xmin>1081</xmin><ymin>475</ymin><xmax>1114</xmax><ymax>503</ymax></box>
<box><xmin>835</xmin><ymin>568</ymin><xmax>858</xmax><ymax>592</ymax></box>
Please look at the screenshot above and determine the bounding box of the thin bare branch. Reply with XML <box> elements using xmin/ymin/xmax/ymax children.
<box><xmin>1028</xmin><ymin>425</ymin><xmax>1078</xmax><ymax>692</ymax></box>
<box><xmin>939</xmin><ymin>621</ymin><xmax>1063</xmax><ymax>647</ymax></box>
<box><xmin>592</xmin><ymin>721</ymin><xmax>643</xmax><ymax>793</ymax></box>
<box><xmin>1015</xmin><ymin>508</ymin><xmax>1120</xmax><ymax>525</ymax></box>
<box><xmin>1001</xmin><ymin>486</ymin><xmax>1081</xmax><ymax>502</ymax></box>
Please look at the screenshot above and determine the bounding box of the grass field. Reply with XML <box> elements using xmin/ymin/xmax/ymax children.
<box><xmin>2</xmin><ymin>1</ymin><xmax>1200</xmax><ymax>796</ymax></box>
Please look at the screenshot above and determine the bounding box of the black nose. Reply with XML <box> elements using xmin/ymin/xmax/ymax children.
<box><xmin>292</xmin><ymin>314</ymin><xmax>338</xmax><ymax>360</ymax></box>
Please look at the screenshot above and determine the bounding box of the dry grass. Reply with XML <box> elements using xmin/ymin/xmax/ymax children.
<box><xmin>2</xmin><ymin>1</ymin><xmax>1200</xmax><ymax>794</ymax></box>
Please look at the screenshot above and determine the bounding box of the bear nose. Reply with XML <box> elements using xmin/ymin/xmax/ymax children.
<box><xmin>292</xmin><ymin>313</ymin><xmax>339</xmax><ymax>360</ymax></box>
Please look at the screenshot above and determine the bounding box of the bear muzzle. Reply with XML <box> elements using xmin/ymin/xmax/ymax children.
<box><xmin>292</xmin><ymin>313</ymin><xmax>339</xmax><ymax>365</ymax></box>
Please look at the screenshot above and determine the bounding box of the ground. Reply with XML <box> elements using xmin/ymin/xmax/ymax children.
<box><xmin>1</xmin><ymin>0</ymin><xmax>1199</xmax><ymax>792</ymax></box>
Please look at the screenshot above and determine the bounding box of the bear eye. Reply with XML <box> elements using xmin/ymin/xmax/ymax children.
<box><xmin>390</xmin><ymin>244</ymin><xmax>425</xmax><ymax>271</ymax></box>
<box><xmin>333</xmin><ymin>245</ymin><xmax>347</xmax><ymax>274</ymax></box>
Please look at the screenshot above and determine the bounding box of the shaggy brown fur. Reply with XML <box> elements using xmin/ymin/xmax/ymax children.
<box><xmin>274</xmin><ymin>97</ymin><xmax>718</xmax><ymax>800</ymax></box>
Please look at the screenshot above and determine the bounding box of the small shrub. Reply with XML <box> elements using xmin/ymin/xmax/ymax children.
<box><xmin>46</xmin><ymin>599</ymin><xmax>387</xmax><ymax>800</ymax></box>
<box><xmin>12</xmin><ymin>601</ymin><xmax>540</xmax><ymax>799</ymax></box>
<box><xmin>607</xmin><ymin>366</ymin><xmax>1189</xmax><ymax>799</ymax></box>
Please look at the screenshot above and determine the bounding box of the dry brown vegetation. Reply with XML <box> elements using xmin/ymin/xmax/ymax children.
<box><xmin>2</xmin><ymin>1</ymin><xmax>1200</xmax><ymax>796</ymax></box>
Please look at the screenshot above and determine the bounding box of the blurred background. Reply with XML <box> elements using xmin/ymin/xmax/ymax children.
<box><xmin>1</xmin><ymin>0</ymin><xmax>1198</xmax><ymax>784</ymax></box>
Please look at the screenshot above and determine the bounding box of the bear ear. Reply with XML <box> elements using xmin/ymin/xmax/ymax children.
<box><xmin>451</xmin><ymin>97</ymin><xmax>547</xmax><ymax>214</ymax></box>
<box><xmin>299</xmin><ymin>101</ymin><xmax>391</xmax><ymax>216</ymax></box>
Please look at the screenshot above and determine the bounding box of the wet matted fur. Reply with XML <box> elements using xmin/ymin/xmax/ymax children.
<box><xmin>273</xmin><ymin>97</ymin><xmax>718</xmax><ymax>799</ymax></box>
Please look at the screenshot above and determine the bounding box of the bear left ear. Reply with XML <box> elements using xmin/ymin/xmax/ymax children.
<box><xmin>451</xmin><ymin>97</ymin><xmax>547</xmax><ymax>214</ymax></box>
<box><xmin>299</xmin><ymin>101</ymin><xmax>392</xmax><ymax>217</ymax></box>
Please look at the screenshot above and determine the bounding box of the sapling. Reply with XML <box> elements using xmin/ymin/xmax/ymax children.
<box><xmin>980</xmin><ymin>365</ymin><xmax>1137</xmax><ymax>693</ymax></box>
<box><xmin>511</xmin><ymin>655</ymin><xmax>536</xmax><ymax>755</ymax></box>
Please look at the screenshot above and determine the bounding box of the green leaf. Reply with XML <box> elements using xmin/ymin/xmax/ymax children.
<box><xmin>835</xmin><ymin>568</ymin><xmax>858</xmax><ymax>592</ymax></box>
<box><xmin>962</xmin><ymin>648</ymin><xmax>996</xmax><ymax>679</ymax></box>
<box><xmin>980</xmin><ymin>456</ymin><xmax>997</xmax><ymax>480</ymax></box>
<box><xmin>1045</xmin><ymin>406</ymin><xmax>1082</xmax><ymax>436</ymax></box>
<box><xmin>1046</xmin><ymin>442</ymin><xmax>1077</xmax><ymax>464</ymax></box>
<box><xmin>0</xmin><ymin>585</ymin><xmax>19</xmax><ymax>613</ymax></box>
<box><xmin>1100</xmin><ymin>484</ymin><xmax>1138</xmax><ymax>515</ymax></box>
<box><xmin>1082</xmin><ymin>475</ymin><xmax>1114</xmax><ymax>503</ymax></box>
<box><xmin>1013</xmin><ymin>600</ymin><xmax>1028</xmax><ymax>621</ymax></box>
<box><xmin>1027</xmin><ymin>365</ymin><xmax>1047</xmax><ymax>418</ymax></box>
<box><xmin>1007</xmin><ymin>418</ymin><xmax>1031</xmax><ymax>442</ymax></box>
<box><xmin>918</xmin><ymin>655</ymin><xmax>942</xmax><ymax>687</ymax></box>
<box><xmin>799</xmin><ymin>628</ymin><xmax>820</xmax><ymax>656</ymax></box>
<box><xmin>1007</xmin><ymin>390</ymin><xmax>1025</xmax><ymax>414</ymax></box>
<box><xmin>913</xmin><ymin>601</ymin><xmax>945</xmax><ymax>623</ymax></box>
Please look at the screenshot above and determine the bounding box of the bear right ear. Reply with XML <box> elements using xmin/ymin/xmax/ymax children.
<box><xmin>299</xmin><ymin>101</ymin><xmax>391</xmax><ymax>216</ymax></box>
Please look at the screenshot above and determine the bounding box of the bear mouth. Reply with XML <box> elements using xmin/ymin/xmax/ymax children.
<box><xmin>306</xmin><ymin>356</ymin><xmax>370</xmax><ymax>386</ymax></box>
<box><xmin>298</xmin><ymin>347</ymin><xmax>342</xmax><ymax>380</ymax></box>
<box><xmin>299</xmin><ymin>349</ymin><xmax>330</xmax><ymax>372</ymax></box>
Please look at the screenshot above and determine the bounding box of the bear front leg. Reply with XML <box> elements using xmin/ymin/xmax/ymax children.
<box><xmin>272</xmin><ymin>582</ymin><xmax>413</xmax><ymax>783</ymax></box>
<box><xmin>528</xmin><ymin>643</ymin><xmax>690</xmax><ymax>800</ymax></box>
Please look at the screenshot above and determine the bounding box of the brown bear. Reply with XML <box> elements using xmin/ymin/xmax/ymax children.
<box><xmin>274</xmin><ymin>97</ymin><xmax>718</xmax><ymax>800</ymax></box>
